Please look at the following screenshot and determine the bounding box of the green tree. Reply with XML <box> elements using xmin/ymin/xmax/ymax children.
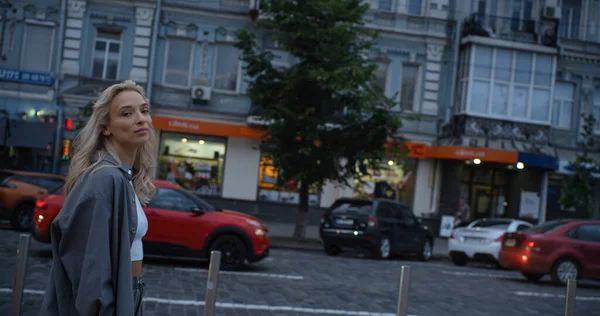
<box><xmin>560</xmin><ymin>113</ymin><xmax>598</xmax><ymax>218</ymax></box>
<box><xmin>75</xmin><ymin>101</ymin><xmax>94</xmax><ymax>131</ymax></box>
<box><xmin>236</xmin><ymin>0</ymin><xmax>402</xmax><ymax>240</ymax></box>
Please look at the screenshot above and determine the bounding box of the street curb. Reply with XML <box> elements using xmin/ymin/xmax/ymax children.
<box><xmin>270</xmin><ymin>241</ymin><xmax>452</xmax><ymax>262</ymax></box>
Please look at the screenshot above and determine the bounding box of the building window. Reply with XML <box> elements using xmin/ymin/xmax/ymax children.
<box><xmin>257</xmin><ymin>153</ymin><xmax>321</xmax><ymax>206</ymax></box>
<box><xmin>559</xmin><ymin>0</ymin><xmax>581</xmax><ymax>40</ymax></box>
<box><xmin>21</xmin><ymin>24</ymin><xmax>54</xmax><ymax>72</ymax></box>
<box><xmin>156</xmin><ymin>132</ymin><xmax>226</xmax><ymax>197</ymax></box>
<box><xmin>378</xmin><ymin>0</ymin><xmax>392</xmax><ymax>11</ymax></box>
<box><xmin>464</xmin><ymin>45</ymin><xmax>554</xmax><ymax>123</ymax></box>
<box><xmin>213</xmin><ymin>44</ymin><xmax>240</xmax><ymax>92</ymax></box>
<box><xmin>552</xmin><ymin>82</ymin><xmax>574</xmax><ymax>130</ymax></box>
<box><xmin>353</xmin><ymin>158</ymin><xmax>416</xmax><ymax>209</ymax></box>
<box><xmin>510</xmin><ymin>0</ymin><xmax>534</xmax><ymax>32</ymax></box>
<box><xmin>408</xmin><ymin>0</ymin><xmax>423</xmax><ymax>15</ymax></box>
<box><xmin>163</xmin><ymin>38</ymin><xmax>194</xmax><ymax>87</ymax></box>
<box><xmin>92</xmin><ymin>30</ymin><xmax>121</xmax><ymax>80</ymax></box>
<box><xmin>593</xmin><ymin>87</ymin><xmax>600</xmax><ymax>132</ymax></box>
<box><xmin>374</xmin><ymin>61</ymin><xmax>389</xmax><ymax>95</ymax></box>
<box><xmin>400</xmin><ymin>64</ymin><xmax>419</xmax><ymax>112</ymax></box>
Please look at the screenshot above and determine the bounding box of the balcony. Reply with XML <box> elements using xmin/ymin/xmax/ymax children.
<box><xmin>462</xmin><ymin>13</ymin><xmax>558</xmax><ymax>47</ymax></box>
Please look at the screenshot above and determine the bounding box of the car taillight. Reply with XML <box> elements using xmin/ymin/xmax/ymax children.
<box><xmin>450</xmin><ymin>232</ymin><xmax>454</xmax><ymax>239</ymax></box>
<box><xmin>368</xmin><ymin>216</ymin><xmax>378</xmax><ymax>228</ymax></box>
<box><xmin>35</xmin><ymin>200</ymin><xmax>48</xmax><ymax>210</ymax></box>
<box><xmin>523</xmin><ymin>240</ymin><xmax>541</xmax><ymax>252</ymax></box>
<box><xmin>495</xmin><ymin>235</ymin><xmax>503</xmax><ymax>242</ymax></box>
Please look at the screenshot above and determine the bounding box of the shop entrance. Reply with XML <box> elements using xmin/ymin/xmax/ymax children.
<box><xmin>460</xmin><ymin>162</ymin><xmax>512</xmax><ymax>221</ymax></box>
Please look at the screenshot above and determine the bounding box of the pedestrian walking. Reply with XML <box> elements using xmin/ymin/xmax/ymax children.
<box><xmin>39</xmin><ymin>80</ymin><xmax>155</xmax><ymax>316</ymax></box>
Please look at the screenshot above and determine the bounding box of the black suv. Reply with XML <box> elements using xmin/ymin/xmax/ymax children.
<box><xmin>319</xmin><ymin>198</ymin><xmax>434</xmax><ymax>260</ymax></box>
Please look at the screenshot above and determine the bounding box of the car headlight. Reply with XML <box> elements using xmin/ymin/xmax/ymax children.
<box><xmin>246</xmin><ymin>219</ymin><xmax>262</xmax><ymax>227</ymax></box>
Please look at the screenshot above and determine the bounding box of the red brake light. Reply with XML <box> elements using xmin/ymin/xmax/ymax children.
<box><xmin>495</xmin><ymin>235</ymin><xmax>503</xmax><ymax>242</ymax></box>
<box><xmin>320</xmin><ymin>213</ymin><xmax>326</xmax><ymax>224</ymax></box>
<box><xmin>368</xmin><ymin>216</ymin><xmax>378</xmax><ymax>228</ymax></box>
<box><xmin>450</xmin><ymin>232</ymin><xmax>454</xmax><ymax>239</ymax></box>
<box><xmin>35</xmin><ymin>200</ymin><xmax>48</xmax><ymax>210</ymax></box>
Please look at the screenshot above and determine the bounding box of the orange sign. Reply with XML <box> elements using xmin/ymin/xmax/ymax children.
<box><xmin>405</xmin><ymin>142</ymin><xmax>428</xmax><ymax>158</ymax></box>
<box><xmin>427</xmin><ymin>146</ymin><xmax>518</xmax><ymax>164</ymax></box>
<box><xmin>152</xmin><ymin>116</ymin><xmax>265</xmax><ymax>139</ymax></box>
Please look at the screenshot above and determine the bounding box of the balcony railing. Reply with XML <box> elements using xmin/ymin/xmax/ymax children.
<box><xmin>462</xmin><ymin>13</ymin><xmax>548</xmax><ymax>45</ymax></box>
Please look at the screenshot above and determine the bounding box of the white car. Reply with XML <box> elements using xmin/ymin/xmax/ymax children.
<box><xmin>448</xmin><ymin>218</ymin><xmax>533</xmax><ymax>266</ymax></box>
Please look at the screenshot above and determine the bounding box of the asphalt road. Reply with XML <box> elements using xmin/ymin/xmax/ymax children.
<box><xmin>0</xmin><ymin>227</ymin><xmax>599</xmax><ymax>316</ymax></box>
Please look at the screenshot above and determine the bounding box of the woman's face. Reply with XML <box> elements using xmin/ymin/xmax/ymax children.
<box><xmin>105</xmin><ymin>90</ymin><xmax>152</xmax><ymax>151</ymax></box>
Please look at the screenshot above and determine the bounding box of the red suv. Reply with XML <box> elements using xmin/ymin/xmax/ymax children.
<box><xmin>498</xmin><ymin>219</ymin><xmax>600</xmax><ymax>284</ymax></box>
<box><xmin>33</xmin><ymin>180</ymin><xmax>270</xmax><ymax>269</ymax></box>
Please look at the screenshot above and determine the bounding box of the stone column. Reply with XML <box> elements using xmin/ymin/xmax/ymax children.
<box><xmin>129</xmin><ymin>7</ymin><xmax>154</xmax><ymax>83</ymax></box>
<box><xmin>62</xmin><ymin>0</ymin><xmax>86</xmax><ymax>75</ymax></box>
<box><xmin>422</xmin><ymin>42</ymin><xmax>443</xmax><ymax>115</ymax></box>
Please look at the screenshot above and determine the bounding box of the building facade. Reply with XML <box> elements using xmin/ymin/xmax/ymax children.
<box><xmin>1</xmin><ymin>0</ymin><xmax>454</xmax><ymax>218</ymax></box>
<box><xmin>0</xmin><ymin>0</ymin><xmax>63</xmax><ymax>172</ymax></box>
<box><xmin>430</xmin><ymin>0</ymin><xmax>600</xmax><ymax>223</ymax></box>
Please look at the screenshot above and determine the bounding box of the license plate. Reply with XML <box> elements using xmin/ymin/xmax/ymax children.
<box><xmin>465</xmin><ymin>237</ymin><xmax>486</xmax><ymax>243</ymax></box>
<box><xmin>336</xmin><ymin>219</ymin><xmax>354</xmax><ymax>225</ymax></box>
<box><xmin>505</xmin><ymin>239</ymin><xmax>516</xmax><ymax>247</ymax></box>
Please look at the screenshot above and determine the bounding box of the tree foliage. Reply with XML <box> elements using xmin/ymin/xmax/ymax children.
<box><xmin>559</xmin><ymin>113</ymin><xmax>598</xmax><ymax>218</ymax></box>
<box><xmin>236</xmin><ymin>0</ymin><xmax>402</xmax><ymax>239</ymax></box>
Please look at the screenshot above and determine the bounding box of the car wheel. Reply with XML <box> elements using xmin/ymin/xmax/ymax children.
<box><xmin>551</xmin><ymin>257</ymin><xmax>580</xmax><ymax>284</ymax></box>
<box><xmin>522</xmin><ymin>272</ymin><xmax>544</xmax><ymax>282</ymax></box>
<box><xmin>371</xmin><ymin>235</ymin><xmax>391</xmax><ymax>260</ymax></box>
<box><xmin>209</xmin><ymin>234</ymin><xmax>247</xmax><ymax>270</ymax></box>
<box><xmin>450</xmin><ymin>252</ymin><xmax>468</xmax><ymax>266</ymax></box>
<box><xmin>324</xmin><ymin>243</ymin><xmax>341</xmax><ymax>256</ymax></box>
<box><xmin>417</xmin><ymin>239</ymin><xmax>433</xmax><ymax>261</ymax></box>
<box><xmin>11</xmin><ymin>203</ymin><xmax>34</xmax><ymax>231</ymax></box>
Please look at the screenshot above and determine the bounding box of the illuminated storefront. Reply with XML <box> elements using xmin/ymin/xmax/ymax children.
<box><xmin>257</xmin><ymin>153</ymin><xmax>321</xmax><ymax>206</ymax></box>
<box><xmin>352</xmin><ymin>158</ymin><xmax>417</xmax><ymax>208</ymax></box>
<box><xmin>157</xmin><ymin>131</ymin><xmax>226</xmax><ymax>196</ymax></box>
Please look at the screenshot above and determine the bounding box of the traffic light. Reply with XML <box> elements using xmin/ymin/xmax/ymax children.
<box><xmin>64</xmin><ymin>118</ymin><xmax>73</xmax><ymax>131</ymax></box>
<box><xmin>62</xmin><ymin>139</ymin><xmax>71</xmax><ymax>160</ymax></box>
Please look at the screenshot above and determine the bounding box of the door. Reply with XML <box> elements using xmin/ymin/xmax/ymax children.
<box><xmin>393</xmin><ymin>205</ymin><xmax>424</xmax><ymax>252</ymax></box>
<box><xmin>572</xmin><ymin>224</ymin><xmax>600</xmax><ymax>278</ymax></box>
<box><xmin>145</xmin><ymin>187</ymin><xmax>208</xmax><ymax>256</ymax></box>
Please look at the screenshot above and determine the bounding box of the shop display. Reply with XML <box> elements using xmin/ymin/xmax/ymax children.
<box><xmin>353</xmin><ymin>159</ymin><xmax>415</xmax><ymax>205</ymax></box>
<box><xmin>257</xmin><ymin>155</ymin><xmax>320</xmax><ymax>206</ymax></box>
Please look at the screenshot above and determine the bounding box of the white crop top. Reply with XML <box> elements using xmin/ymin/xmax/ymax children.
<box><xmin>130</xmin><ymin>181</ymin><xmax>148</xmax><ymax>261</ymax></box>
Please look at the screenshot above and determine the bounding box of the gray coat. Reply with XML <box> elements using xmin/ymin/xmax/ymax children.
<box><xmin>40</xmin><ymin>154</ymin><xmax>139</xmax><ymax>316</ymax></box>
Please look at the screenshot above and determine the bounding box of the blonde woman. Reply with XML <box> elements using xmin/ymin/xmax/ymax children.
<box><xmin>40</xmin><ymin>80</ymin><xmax>155</xmax><ymax>316</ymax></box>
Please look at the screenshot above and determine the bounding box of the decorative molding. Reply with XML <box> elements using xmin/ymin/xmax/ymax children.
<box><xmin>67</xmin><ymin>0</ymin><xmax>86</xmax><ymax>19</ymax></box>
<box><xmin>135</xmin><ymin>7</ymin><xmax>154</xmax><ymax>27</ymax></box>
<box><xmin>449</xmin><ymin>115</ymin><xmax>551</xmax><ymax>146</ymax></box>
<box><xmin>426</xmin><ymin>43</ymin><xmax>443</xmax><ymax>61</ymax></box>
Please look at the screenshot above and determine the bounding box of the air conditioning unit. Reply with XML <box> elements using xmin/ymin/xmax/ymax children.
<box><xmin>542</xmin><ymin>5</ymin><xmax>561</xmax><ymax>20</ymax></box>
<box><xmin>191</xmin><ymin>85</ymin><xmax>211</xmax><ymax>103</ymax></box>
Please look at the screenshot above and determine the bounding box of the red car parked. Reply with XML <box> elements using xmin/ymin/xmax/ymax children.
<box><xmin>32</xmin><ymin>180</ymin><xmax>270</xmax><ymax>269</ymax></box>
<box><xmin>498</xmin><ymin>219</ymin><xmax>600</xmax><ymax>284</ymax></box>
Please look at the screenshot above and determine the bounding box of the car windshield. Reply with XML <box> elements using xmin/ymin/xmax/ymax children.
<box><xmin>186</xmin><ymin>190</ymin><xmax>216</xmax><ymax>211</ymax></box>
<box><xmin>331</xmin><ymin>200</ymin><xmax>373</xmax><ymax>215</ymax></box>
<box><xmin>526</xmin><ymin>220</ymin><xmax>568</xmax><ymax>233</ymax></box>
<box><xmin>471</xmin><ymin>219</ymin><xmax>511</xmax><ymax>230</ymax></box>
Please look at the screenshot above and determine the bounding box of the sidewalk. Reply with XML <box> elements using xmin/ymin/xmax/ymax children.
<box><xmin>266</xmin><ymin>222</ymin><xmax>449</xmax><ymax>260</ymax></box>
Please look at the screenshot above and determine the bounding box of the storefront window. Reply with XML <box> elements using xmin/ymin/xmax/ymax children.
<box><xmin>352</xmin><ymin>158</ymin><xmax>416</xmax><ymax>208</ymax></box>
<box><xmin>257</xmin><ymin>153</ymin><xmax>320</xmax><ymax>206</ymax></box>
<box><xmin>156</xmin><ymin>131</ymin><xmax>226</xmax><ymax>196</ymax></box>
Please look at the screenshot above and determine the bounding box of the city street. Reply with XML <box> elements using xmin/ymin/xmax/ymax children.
<box><xmin>0</xmin><ymin>227</ymin><xmax>599</xmax><ymax>316</ymax></box>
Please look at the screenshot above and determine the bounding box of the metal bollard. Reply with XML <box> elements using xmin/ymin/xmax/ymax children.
<box><xmin>396</xmin><ymin>265</ymin><xmax>411</xmax><ymax>316</ymax></box>
<box><xmin>203</xmin><ymin>251</ymin><xmax>222</xmax><ymax>316</ymax></box>
<box><xmin>564</xmin><ymin>278</ymin><xmax>577</xmax><ymax>316</ymax></box>
<box><xmin>11</xmin><ymin>234</ymin><xmax>31</xmax><ymax>316</ymax></box>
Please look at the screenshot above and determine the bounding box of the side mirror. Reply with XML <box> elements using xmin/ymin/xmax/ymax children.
<box><xmin>191</xmin><ymin>207</ymin><xmax>204</xmax><ymax>215</ymax></box>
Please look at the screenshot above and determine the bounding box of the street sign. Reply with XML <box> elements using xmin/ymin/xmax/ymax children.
<box><xmin>0</xmin><ymin>67</ymin><xmax>54</xmax><ymax>86</ymax></box>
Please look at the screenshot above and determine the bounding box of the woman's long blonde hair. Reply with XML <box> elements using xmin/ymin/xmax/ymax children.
<box><xmin>65</xmin><ymin>80</ymin><xmax>156</xmax><ymax>205</ymax></box>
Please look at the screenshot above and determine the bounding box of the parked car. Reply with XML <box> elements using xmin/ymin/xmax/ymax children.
<box><xmin>448</xmin><ymin>218</ymin><xmax>533</xmax><ymax>266</ymax></box>
<box><xmin>32</xmin><ymin>180</ymin><xmax>270</xmax><ymax>270</ymax></box>
<box><xmin>498</xmin><ymin>219</ymin><xmax>600</xmax><ymax>284</ymax></box>
<box><xmin>319</xmin><ymin>198</ymin><xmax>434</xmax><ymax>260</ymax></box>
<box><xmin>0</xmin><ymin>169</ymin><xmax>65</xmax><ymax>231</ymax></box>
